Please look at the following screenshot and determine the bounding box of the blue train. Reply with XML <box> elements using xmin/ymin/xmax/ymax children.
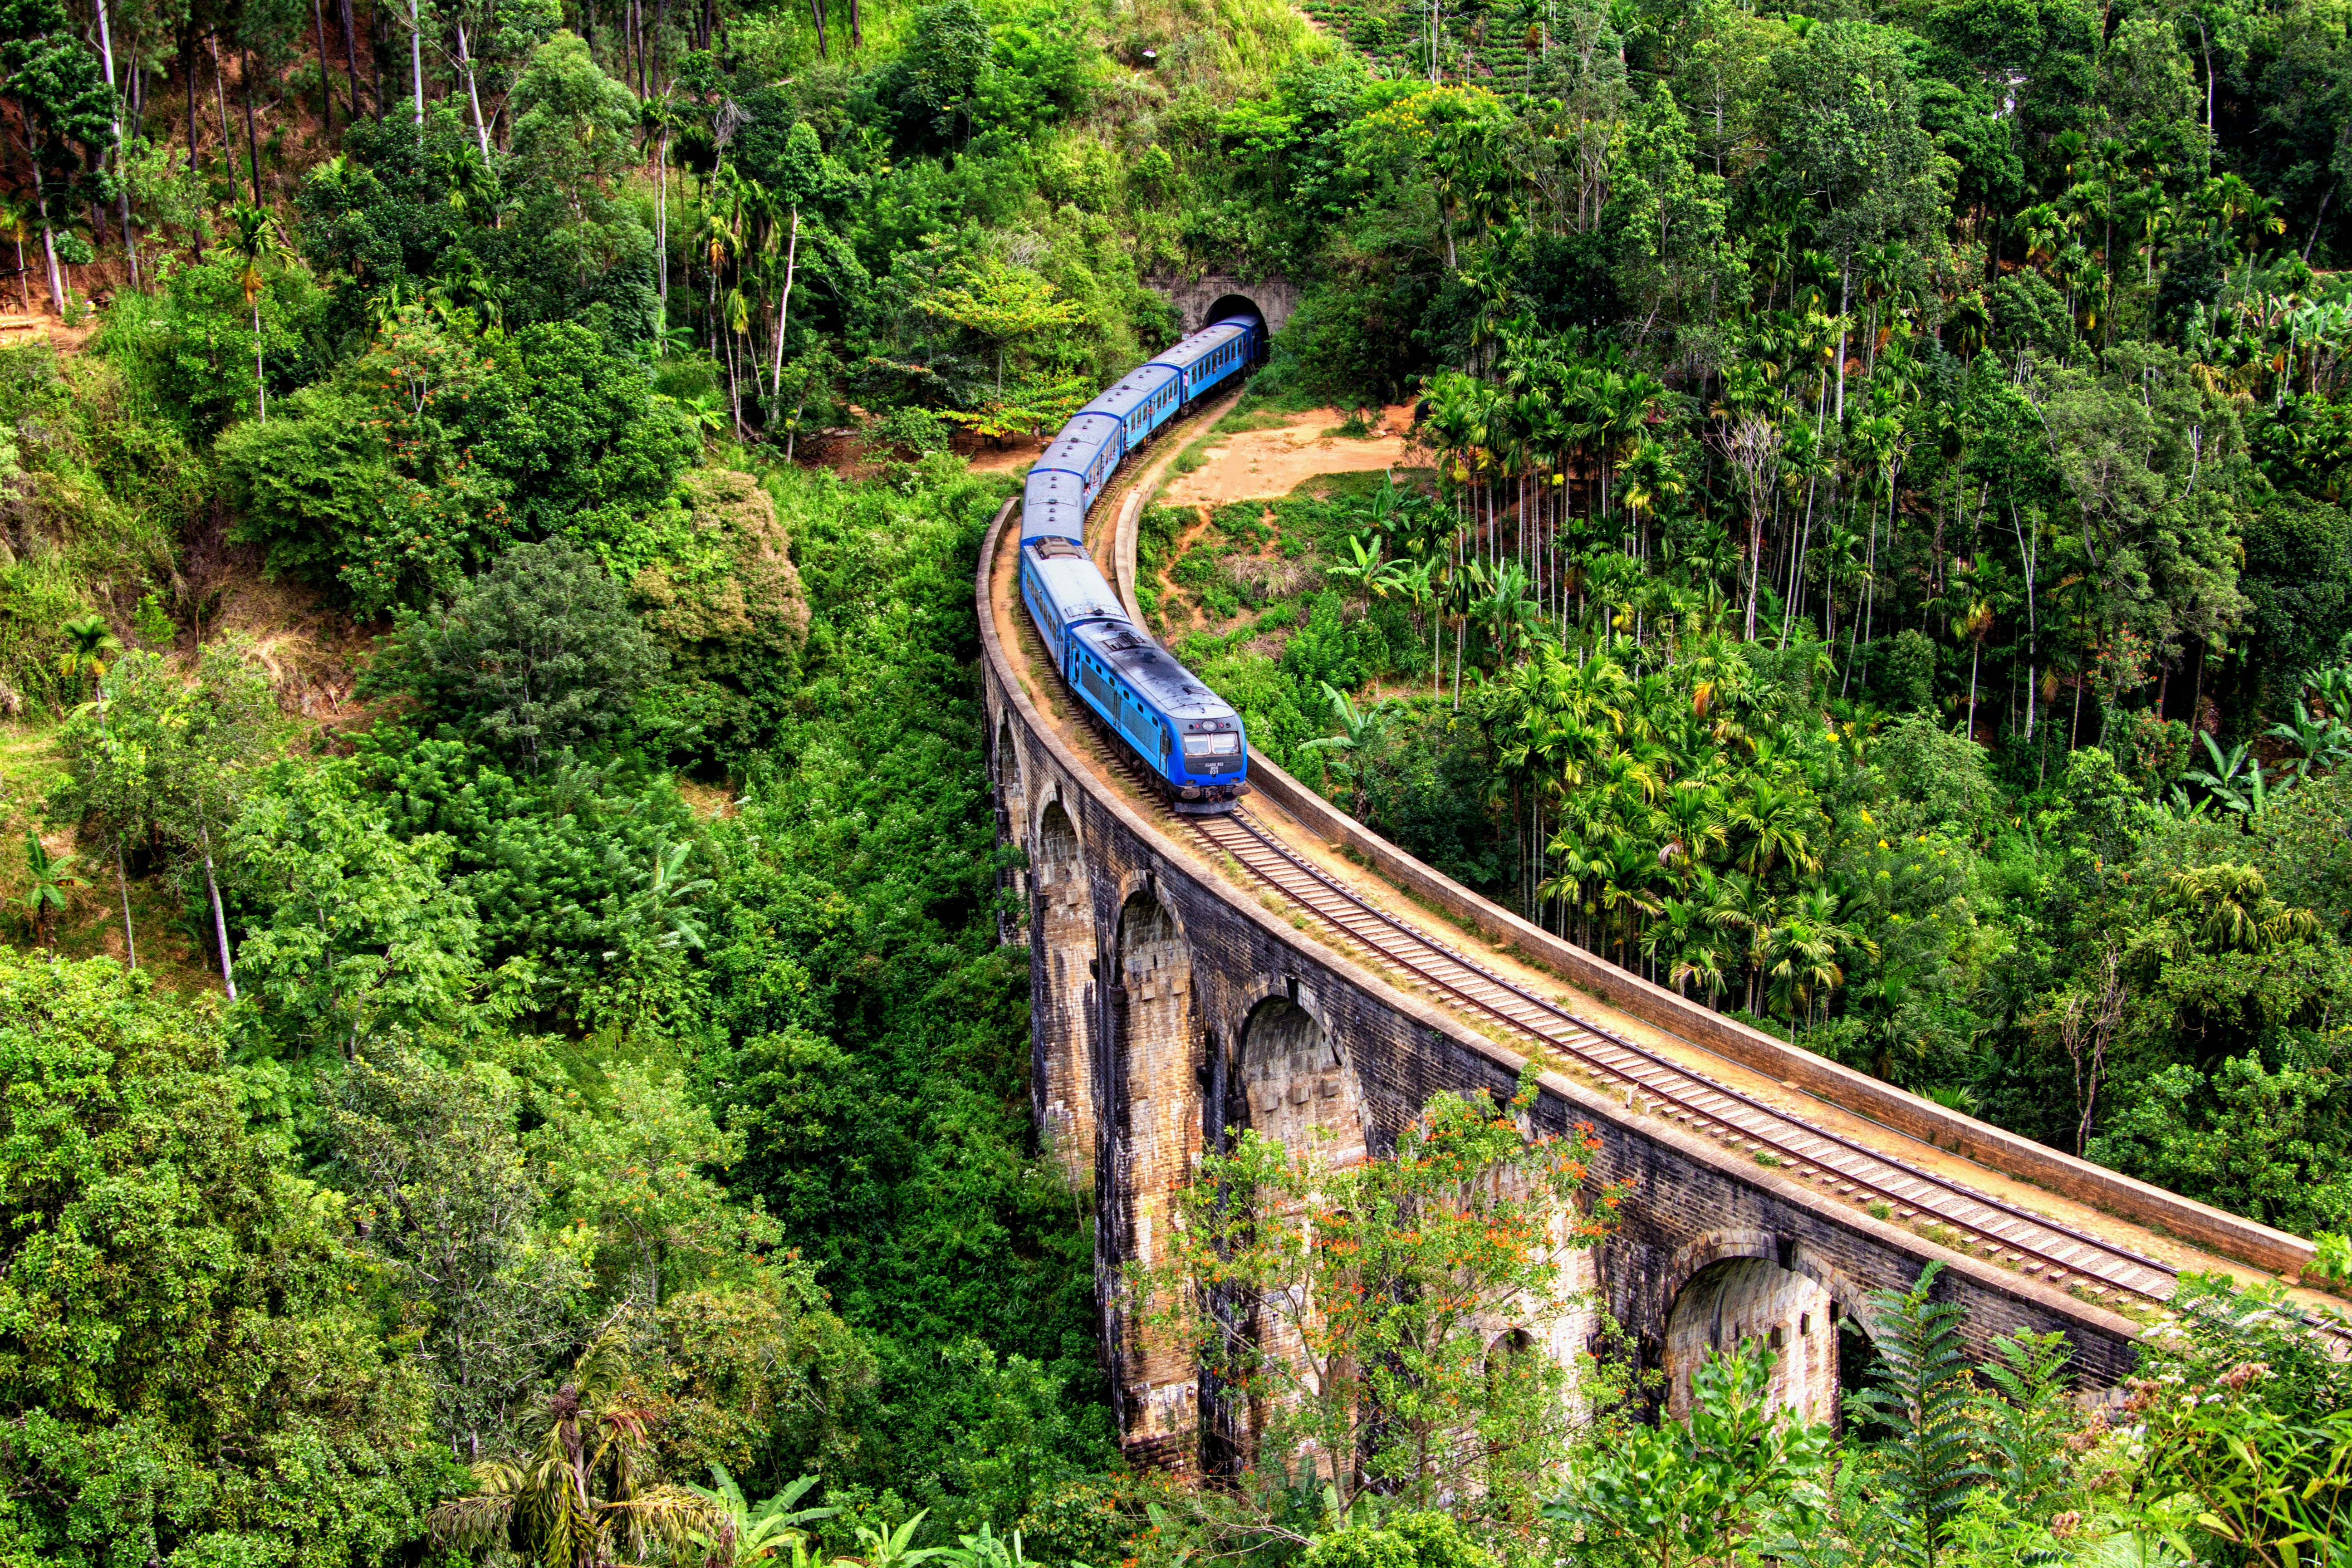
<box><xmin>1017</xmin><ymin>313</ymin><xmax>1261</xmax><ymax>813</ymax></box>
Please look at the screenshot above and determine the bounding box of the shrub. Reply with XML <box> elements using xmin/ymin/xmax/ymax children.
<box><xmin>371</xmin><ymin>538</ymin><xmax>666</xmax><ymax>770</ymax></box>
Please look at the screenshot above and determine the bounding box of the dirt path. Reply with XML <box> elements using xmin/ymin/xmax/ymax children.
<box><xmin>1155</xmin><ymin>405</ymin><xmax>1418</xmax><ymax>507</ymax></box>
<box><xmin>1151</xmin><ymin>507</ymin><xmax>1219</xmax><ymax>637</ymax></box>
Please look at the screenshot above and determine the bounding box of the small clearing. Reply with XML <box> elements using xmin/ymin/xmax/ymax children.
<box><xmin>1155</xmin><ymin>405</ymin><xmax>1418</xmax><ymax>506</ymax></box>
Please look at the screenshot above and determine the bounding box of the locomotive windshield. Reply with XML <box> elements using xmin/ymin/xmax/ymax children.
<box><xmin>1183</xmin><ymin>732</ymin><xmax>1241</xmax><ymax>757</ymax></box>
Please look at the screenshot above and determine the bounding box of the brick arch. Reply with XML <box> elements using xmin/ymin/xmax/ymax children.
<box><xmin>1031</xmin><ymin>797</ymin><xmax>1096</xmax><ymax>1185</ymax></box>
<box><xmin>993</xmin><ymin>712</ymin><xmax>1028</xmax><ymax>849</ymax></box>
<box><xmin>1236</xmin><ymin>995</ymin><xmax>1367</xmax><ymax>1166</ymax></box>
<box><xmin>1107</xmin><ymin>884</ymin><xmax>1202</xmax><ymax>1462</ymax></box>
<box><xmin>1656</xmin><ymin>1229</ymin><xmax>1877</xmax><ymax>1425</ymax></box>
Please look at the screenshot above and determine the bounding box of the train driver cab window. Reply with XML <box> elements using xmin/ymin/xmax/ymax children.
<box><xmin>1183</xmin><ymin>731</ymin><xmax>1241</xmax><ymax>758</ymax></box>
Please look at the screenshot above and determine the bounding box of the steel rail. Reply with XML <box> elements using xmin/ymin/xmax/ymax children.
<box><xmin>1186</xmin><ymin>804</ymin><xmax>2184</xmax><ymax>1310</ymax></box>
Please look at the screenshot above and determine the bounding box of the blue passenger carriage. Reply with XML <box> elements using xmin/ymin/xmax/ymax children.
<box><xmin>1146</xmin><ymin>316</ymin><xmax>1260</xmax><ymax>407</ymax></box>
<box><xmin>1012</xmin><ymin>310</ymin><xmax>1264</xmax><ymax>812</ymax></box>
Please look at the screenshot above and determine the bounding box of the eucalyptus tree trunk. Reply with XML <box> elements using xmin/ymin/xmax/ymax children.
<box><xmin>769</xmin><ymin>206</ymin><xmax>799</xmax><ymax>392</ymax></box>
<box><xmin>456</xmin><ymin>23</ymin><xmax>490</xmax><ymax>162</ymax></box>
<box><xmin>30</xmin><ymin>166</ymin><xmax>64</xmax><ymax>313</ymax></box>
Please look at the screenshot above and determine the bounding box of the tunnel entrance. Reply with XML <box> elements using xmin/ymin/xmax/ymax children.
<box><xmin>1204</xmin><ymin>294</ymin><xmax>1268</xmax><ymax>353</ymax></box>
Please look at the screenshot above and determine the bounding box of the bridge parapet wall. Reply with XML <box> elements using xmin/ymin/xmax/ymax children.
<box><xmin>980</xmin><ymin>502</ymin><xmax>2145</xmax><ymax>1466</ymax></box>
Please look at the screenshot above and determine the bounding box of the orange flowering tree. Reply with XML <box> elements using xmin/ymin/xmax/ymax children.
<box><xmin>1135</xmin><ymin>1067</ymin><xmax>1620</xmax><ymax>1519</ymax></box>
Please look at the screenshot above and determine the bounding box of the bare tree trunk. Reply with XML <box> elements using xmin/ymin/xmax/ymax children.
<box><xmin>30</xmin><ymin>163</ymin><xmax>65</xmax><ymax>314</ymax></box>
<box><xmin>210</xmin><ymin>35</ymin><xmax>234</xmax><ymax>177</ymax></box>
<box><xmin>241</xmin><ymin>48</ymin><xmax>264</xmax><ymax>205</ymax></box>
<box><xmin>96</xmin><ymin>0</ymin><xmax>140</xmax><ymax>289</ymax></box>
<box><xmin>769</xmin><ymin>206</ymin><xmax>798</xmax><ymax>389</ymax></box>
<box><xmin>184</xmin><ymin>34</ymin><xmax>205</xmax><ymax>261</ymax></box>
<box><xmin>456</xmin><ymin>23</ymin><xmax>491</xmax><ymax>162</ymax></box>
<box><xmin>312</xmin><ymin>0</ymin><xmax>335</xmax><ymax>136</ymax></box>
<box><xmin>115</xmin><ymin>838</ymin><xmax>138</xmax><ymax>969</ymax></box>
<box><xmin>340</xmin><ymin>0</ymin><xmax>364</xmax><ymax>119</ymax></box>
<box><xmin>201</xmin><ymin>824</ymin><xmax>236</xmax><ymax>1000</ymax></box>
<box><xmin>408</xmin><ymin>0</ymin><xmax>424</xmax><ymax>124</ymax></box>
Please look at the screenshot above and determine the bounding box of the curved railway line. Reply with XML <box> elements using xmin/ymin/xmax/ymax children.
<box><xmin>1000</xmin><ymin>443</ymin><xmax>2352</xmax><ymax>1350</ymax></box>
<box><xmin>1031</xmin><ymin>660</ymin><xmax>2186</xmax><ymax>1317</ymax></box>
<box><xmin>1190</xmin><ymin>806</ymin><xmax>2193</xmax><ymax>1308</ymax></box>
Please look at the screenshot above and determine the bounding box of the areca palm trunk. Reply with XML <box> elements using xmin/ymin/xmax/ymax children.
<box><xmin>241</xmin><ymin>49</ymin><xmax>263</xmax><ymax>206</ymax></box>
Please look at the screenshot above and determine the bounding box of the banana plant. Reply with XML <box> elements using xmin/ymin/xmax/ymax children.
<box><xmin>20</xmin><ymin>833</ymin><xmax>84</xmax><ymax>948</ymax></box>
<box><xmin>684</xmin><ymin>1469</ymin><xmax>838</xmax><ymax>1567</ymax></box>
<box><xmin>2265</xmin><ymin>698</ymin><xmax>2352</xmax><ymax>780</ymax></box>
<box><xmin>849</xmin><ymin>1511</ymin><xmax>952</xmax><ymax>1568</ymax></box>
<box><xmin>2183</xmin><ymin>732</ymin><xmax>2274</xmax><ymax>816</ymax></box>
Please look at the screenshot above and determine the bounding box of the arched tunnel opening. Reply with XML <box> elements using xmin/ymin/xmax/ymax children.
<box><xmin>1204</xmin><ymin>294</ymin><xmax>1268</xmax><ymax>356</ymax></box>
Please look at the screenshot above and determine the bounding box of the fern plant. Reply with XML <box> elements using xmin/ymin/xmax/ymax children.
<box><xmin>1847</xmin><ymin>1261</ymin><xmax>1987</xmax><ymax>1568</ymax></box>
<box><xmin>1975</xmin><ymin>1329</ymin><xmax>2078</xmax><ymax>1517</ymax></box>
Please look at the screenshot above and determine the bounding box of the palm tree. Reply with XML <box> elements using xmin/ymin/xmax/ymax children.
<box><xmin>1726</xmin><ymin>778</ymin><xmax>1822</xmax><ymax>879</ymax></box>
<box><xmin>227</xmin><ymin>205</ymin><xmax>290</xmax><ymax>420</ymax></box>
<box><xmin>20</xmin><ymin>833</ymin><xmax>84</xmax><ymax>948</ymax></box>
<box><xmin>2160</xmin><ymin>863</ymin><xmax>2318</xmax><ymax>953</ymax></box>
<box><xmin>1701</xmin><ymin>869</ymin><xmax>1777</xmax><ymax>1015</ymax></box>
<box><xmin>57</xmin><ymin>614</ymin><xmax>122</xmax><ymax>707</ymax></box>
<box><xmin>428</xmin><ymin>1341</ymin><xmax>717</xmax><ymax>1568</ymax></box>
<box><xmin>1953</xmin><ymin>594</ymin><xmax>1994</xmax><ymax>739</ymax></box>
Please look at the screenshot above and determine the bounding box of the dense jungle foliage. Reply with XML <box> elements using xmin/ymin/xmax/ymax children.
<box><xmin>4</xmin><ymin>0</ymin><xmax>2352</xmax><ymax>1556</ymax></box>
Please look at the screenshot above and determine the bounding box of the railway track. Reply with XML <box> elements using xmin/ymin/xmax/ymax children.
<box><xmin>1186</xmin><ymin>802</ymin><xmax>2186</xmax><ymax>1314</ymax></box>
<box><xmin>1008</xmin><ymin>534</ymin><xmax>2352</xmax><ymax>1346</ymax></box>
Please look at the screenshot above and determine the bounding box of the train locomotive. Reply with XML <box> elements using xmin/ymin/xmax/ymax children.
<box><xmin>1016</xmin><ymin>312</ymin><xmax>1261</xmax><ymax>813</ymax></box>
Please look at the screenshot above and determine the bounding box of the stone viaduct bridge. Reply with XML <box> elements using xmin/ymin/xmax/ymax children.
<box><xmin>974</xmin><ymin>365</ymin><xmax>2320</xmax><ymax>1470</ymax></box>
